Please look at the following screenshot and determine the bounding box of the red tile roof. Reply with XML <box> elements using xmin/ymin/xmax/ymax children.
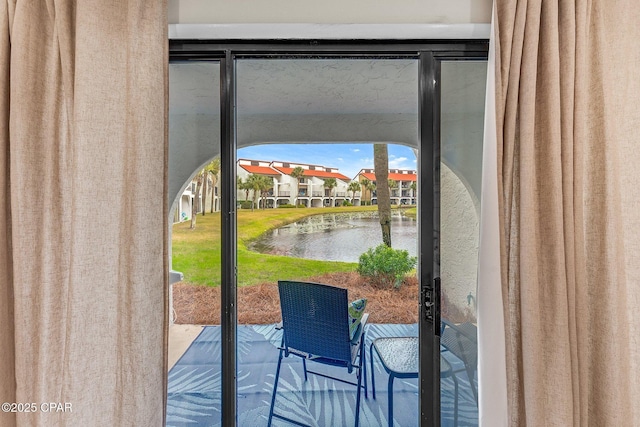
<box><xmin>273</xmin><ymin>166</ymin><xmax>350</xmax><ymax>181</ymax></box>
<box><xmin>359</xmin><ymin>172</ymin><xmax>417</xmax><ymax>182</ymax></box>
<box><xmin>239</xmin><ymin>165</ymin><xmax>281</xmax><ymax>176</ymax></box>
<box><xmin>389</xmin><ymin>172</ymin><xmax>417</xmax><ymax>181</ymax></box>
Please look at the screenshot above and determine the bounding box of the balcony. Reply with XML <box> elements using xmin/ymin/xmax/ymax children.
<box><xmin>167</xmin><ymin>322</ymin><xmax>477</xmax><ymax>426</ymax></box>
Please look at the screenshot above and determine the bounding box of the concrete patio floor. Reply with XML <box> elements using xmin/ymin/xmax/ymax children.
<box><xmin>168</xmin><ymin>324</ymin><xmax>203</xmax><ymax>371</ymax></box>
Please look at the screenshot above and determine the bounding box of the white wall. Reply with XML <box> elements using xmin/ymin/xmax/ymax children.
<box><xmin>168</xmin><ymin>0</ymin><xmax>491</xmax><ymax>25</ymax></box>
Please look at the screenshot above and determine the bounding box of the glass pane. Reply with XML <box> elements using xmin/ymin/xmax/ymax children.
<box><xmin>440</xmin><ymin>60</ymin><xmax>487</xmax><ymax>426</ymax></box>
<box><xmin>235</xmin><ymin>58</ymin><xmax>419</xmax><ymax>426</ymax></box>
<box><xmin>166</xmin><ymin>61</ymin><xmax>222</xmax><ymax>427</ymax></box>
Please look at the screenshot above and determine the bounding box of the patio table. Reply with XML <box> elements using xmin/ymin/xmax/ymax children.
<box><xmin>370</xmin><ymin>337</ymin><xmax>458</xmax><ymax>426</ymax></box>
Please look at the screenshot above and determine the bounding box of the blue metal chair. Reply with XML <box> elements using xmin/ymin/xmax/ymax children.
<box><xmin>441</xmin><ymin>319</ymin><xmax>478</xmax><ymax>408</ymax></box>
<box><xmin>267</xmin><ymin>280</ymin><xmax>369</xmax><ymax>427</ymax></box>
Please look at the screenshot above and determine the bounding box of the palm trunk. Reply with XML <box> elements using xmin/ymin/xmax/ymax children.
<box><xmin>201</xmin><ymin>173</ymin><xmax>207</xmax><ymax>216</ymax></box>
<box><xmin>210</xmin><ymin>178</ymin><xmax>217</xmax><ymax>213</ymax></box>
<box><xmin>190</xmin><ymin>198</ymin><xmax>196</xmax><ymax>229</ymax></box>
<box><xmin>374</xmin><ymin>143</ymin><xmax>391</xmax><ymax>246</ymax></box>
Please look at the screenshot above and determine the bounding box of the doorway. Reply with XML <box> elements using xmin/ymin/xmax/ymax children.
<box><xmin>167</xmin><ymin>41</ymin><xmax>488</xmax><ymax>427</ymax></box>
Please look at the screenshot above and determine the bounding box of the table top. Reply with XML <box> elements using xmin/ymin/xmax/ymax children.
<box><xmin>372</xmin><ymin>337</ymin><xmax>451</xmax><ymax>375</ymax></box>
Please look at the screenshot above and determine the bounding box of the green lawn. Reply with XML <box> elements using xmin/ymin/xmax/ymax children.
<box><xmin>171</xmin><ymin>206</ymin><xmax>378</xmax><ymax>287</ymax></box>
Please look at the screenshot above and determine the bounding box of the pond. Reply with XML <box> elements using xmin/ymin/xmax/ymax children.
<box><xmin>248</xmin><ymin>211</ymin><xmax>418</xmax><ymax>263</ymax></box>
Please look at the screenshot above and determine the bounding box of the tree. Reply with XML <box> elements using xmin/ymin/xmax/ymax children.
<box><xmin>409</xmin><ymin>182</ymin><xmax>417</xmax><ymax>202</ymax></box>
<box><xmin>205</xmin><ymin>157</ymin><xmax>221</xmax><ymax>214</ymax></box>
<box><xmin>360</xmin><ymin>177</ymin><xmax>371</xmax><ymax>203</ymax></box>
<box><xmin>374</xmin><ymin>143</ymin><xmax>392</xmax><ymax>246</ymax></box>
<box><xmin>246</xmin><ymin>174</ymin><xmax>262</xmax><ymax>211</ymax></box>
<box><xmin>237</xmin><ymin>176</ymin><xmax>251</xmax><ymax>204</ymax></box>
<box><xmin>290</xmin><ymin>166</ymin><xmax>305</xmax><ymax>207</ymax></box>
<box><xmin>360</xmin><ymin>177</ymin><xmax>376</xmax><ymax>205</ymax></box>
<box><xmin>190</xmin><ymin>170</ymin><xmax>205</xmax><ymax>229</ymax></box>
<box><xmin>257</xmin><ymin>175</ymin><xmax>273</xmax><ymax>209</ymax></box>
<box><xmin>348</xmin><ymin>181</ymin><xmax>361</xmax><ymax>203</ymax></box>
<box><xmin>388</xmin><ymin>179</ymin><xmax>398</xmax><ymax>204</ymax></box>
<box><xmin>323</xmin><ymin>177</ymin><xmax>337</xmax><ymax>207</ymax></box>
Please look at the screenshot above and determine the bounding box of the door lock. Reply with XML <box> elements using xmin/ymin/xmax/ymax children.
<box><xmin>421</xmin><ymin>277</ymin><xmax>441</xmax><ymax>336</ymax></box>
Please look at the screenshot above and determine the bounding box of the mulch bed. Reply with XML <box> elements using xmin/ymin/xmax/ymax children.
<box><xmin>172</xmin><ymin>272</ymin><xmax>419</xmax><ymax>325</ymax></box>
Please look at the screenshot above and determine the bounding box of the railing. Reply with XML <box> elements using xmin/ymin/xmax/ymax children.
<box><xmin>278</xmin><ymin>191</ymin><xmax>290</xmax><ymax>197</ymax></box>
<box><xmin>336</xmin><ymin>192</ymin><xmax>346</xmax><ymax>197</ymax></box>
<box><xmin>312</xmin><ymin>192</ymin><xmax>323</xmax><ymax>197</ymax></box>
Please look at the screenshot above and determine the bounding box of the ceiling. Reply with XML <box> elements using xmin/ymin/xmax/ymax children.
<box><xmin>169</xmin><ymin>58</ymin><xmax>486</xmax><ymax>147</ymax></box>
<box><xmin>168</xmin><ymin>58</ymin><xmax>487</xmax><ymax>204</ymax></box>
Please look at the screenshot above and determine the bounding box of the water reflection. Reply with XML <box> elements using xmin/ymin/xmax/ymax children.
<box><xmin>249</xmin><ymin>211</ymin><xmax>417</xmax><ymax>262</ymax></box>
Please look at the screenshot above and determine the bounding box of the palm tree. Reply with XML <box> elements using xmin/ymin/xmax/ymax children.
<box><xmin>360</xmin><ymin>177</ymin><xmax>370</xmax><ymax>203</ymax></box>
<box><xmin>246</xmin><ymin>174</ymin><xmax>263</xmax><ymax>211</ymax></box>
<box><xmin>237</xmin><ymin>176</ymin><xmax>251</xmax><ymax>204</ymax></box>
<box><xmin>410</xmin><ymin>182</ymin><xmax>417</xmax><ymax>203</ymax></box>
<box><xmin>290</xmin><ymin>166</ymin><xmax>305</xmax><ymax>207</ymax></box>
<box><xmin>388</xmin><ymin>179</ymin><xmax>399</xmax><ymax>204</ymax></box>
<box><xmin>348</xmin><ymin>181</ymin><xmax>361</xmax><ymax>203</ymax></box>
<box><xmin>205</xmin><ymin>157</ymin><xmax>221</xmax><ymax>213</ymax></box>
<box><xmin>374</xmin><ymin>143</ymin><xmax>391</xmax><ymax>246</ymax></box>
<box><xmin>257</xmin><ymin>175</ymin><xmax>273</xmax><ymax>209</ymax></box>
<box><xmin>360</xmin><ymin>177</ymin><xmax>376</xmax><ymax>205</ymax></box>
<box><xmin>190</xmin><ymin>169</ymin><xmax>205</xmax><ymax>229</ymax></box>
<box><xmin>323</xmin><ymin>177</ymin><xmax>337</xmax><ymax>207</ymax></box>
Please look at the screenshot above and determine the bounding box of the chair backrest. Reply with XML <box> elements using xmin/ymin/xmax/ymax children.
<box><xmin>278</xmin><ymin>281</ymin><xmax>352</xmax><ymax>363</ymax></box>
<box><xmin>441</xmin><ymin>319</ymin><xmax>478</xmax><ymax>369</ymax></box>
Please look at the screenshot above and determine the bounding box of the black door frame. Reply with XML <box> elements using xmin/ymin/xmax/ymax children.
<box><xmin>169</xmin><ymin>39</ymin><xmax>488</xmax><ymax>427</ymax></box>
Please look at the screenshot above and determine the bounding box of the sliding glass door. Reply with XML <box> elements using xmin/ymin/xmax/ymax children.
<box><xmin>167</xmin><ymin>41</ymin><xmax>488</xmax><ymax>427</ymax></box>
<box><xmin>167</xmin><ymin>60</ymin><xmax>223</xmax><ymax>426</ymax></box>
<box><xmin>235</xmin><ymin>57</ymin><xmax>420</xmax><ymax>426</ymax></box>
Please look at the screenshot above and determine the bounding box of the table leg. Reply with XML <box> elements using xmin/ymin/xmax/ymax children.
<box><xmin>388</xmin><ymin>374</ymin><xmax>395</xmax><ymax>427</ymax></box>
<box><xmin>370</xmin><ymin>343</ymin><xmax>376</xmax><ymax>399</ymax></box>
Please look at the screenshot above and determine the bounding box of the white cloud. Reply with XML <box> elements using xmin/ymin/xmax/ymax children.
<box><xmin>351</xmin><ymin>148</ymin><xmax>360</xmax><ymax>152</ymax></box>
<box><xmin>388</xmin><ymin>156</ymin><xmax>409</xmax><ymax>168</ymax></box>
<box><xmin>359</xmin><ymin>157</ymin><xmax>373</xmax><ymax>165</ymax></box>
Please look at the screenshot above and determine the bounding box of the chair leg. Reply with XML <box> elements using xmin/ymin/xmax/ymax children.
<box><xmin>355</xmin><ymin>355</ymin><xmax>363</xmax><ymax>427</ymax></box>
<box><xmin>370</xmin><ymin>342</ymin><xmax>376</xmax><ymax>399</ymax></box>
<box><xmin>452</xmin><ymin>374</ymin><xmax>459</xmax><ymax>427</ymax></box>
<box><xmin>361</xmin><ymin>334</ymin><xmax>367</xmax><ymax>399</ymax></box>
<box><xmin>302</xmin><ymin>358</ymin><xmax>308</xmax><ymax>381</ymax></box>
<box><xmin>466</xmin><ymin>366</ymin><xmax>478</xmax><ymax>405</ymax></box>
<box><xmin>267</xmin><ymin>348</ymin><xmax>285</xmax><ymax>427</ymax></box>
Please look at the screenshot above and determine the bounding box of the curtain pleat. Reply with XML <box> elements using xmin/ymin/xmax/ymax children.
<box><xmin>494</xmin><ymin>0</ymin><xmax>639</xmax><ymax>425</ymax></box>
<box><xmin>1</xmin><ymin>2</ymin><xmax>17</xmax><ymax>426</ymax></box>
<box><xmin>1</xmin><ymin>2</ymin><xmax>168</xmax><ymax>426</ymax></box>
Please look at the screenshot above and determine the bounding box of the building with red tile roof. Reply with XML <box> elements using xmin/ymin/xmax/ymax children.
<box><xmin>236</xmin><ymin>159</ymin><xmax>361</xmax><ymax>208</ymax></box>
<box><xmin>355</xmin><ymin>168</ymin><xmax>417</xmax><ymax>205</ymax></box>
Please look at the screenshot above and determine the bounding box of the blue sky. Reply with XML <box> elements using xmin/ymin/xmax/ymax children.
<box><xmin>238</xmin><ymin>143</ymin><xmax>417</xmax><ymax>179</ymax></box>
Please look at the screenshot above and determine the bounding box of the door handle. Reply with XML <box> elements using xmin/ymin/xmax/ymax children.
<box><xmin>421</xmin><ymin>277</ymin><xmax>441</xmax><ymax>336</ymax></box>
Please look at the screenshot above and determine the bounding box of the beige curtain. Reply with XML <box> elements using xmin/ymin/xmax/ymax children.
<box><xmin>493</xmin><ymin>0</ymin><xmax>640</xmax><ymax>425</ymax></box>
<box><xmin>1</xmin><ymin>2</ymin><xmax>168</xmax><ymax>426</ymax></box>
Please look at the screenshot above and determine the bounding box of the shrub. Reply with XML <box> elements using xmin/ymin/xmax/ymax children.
<box><xmin>239</xmin><ymin>201</ymin><xmax>253</xmax><ymax>209</ymax></box>
<box><xmin>277</xmin><ymin>204</ymin><xmax>296</xmax><ymax>208</ymax></box>
<box><xmin>342</xmin><ymin>200</ymin><xmax>353</xmax><ymax>207</ymax></box>
<box><xmin>357</xmin><ymin>244</ymin><xmax>417</xmax><ymax>288</ymax></box>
